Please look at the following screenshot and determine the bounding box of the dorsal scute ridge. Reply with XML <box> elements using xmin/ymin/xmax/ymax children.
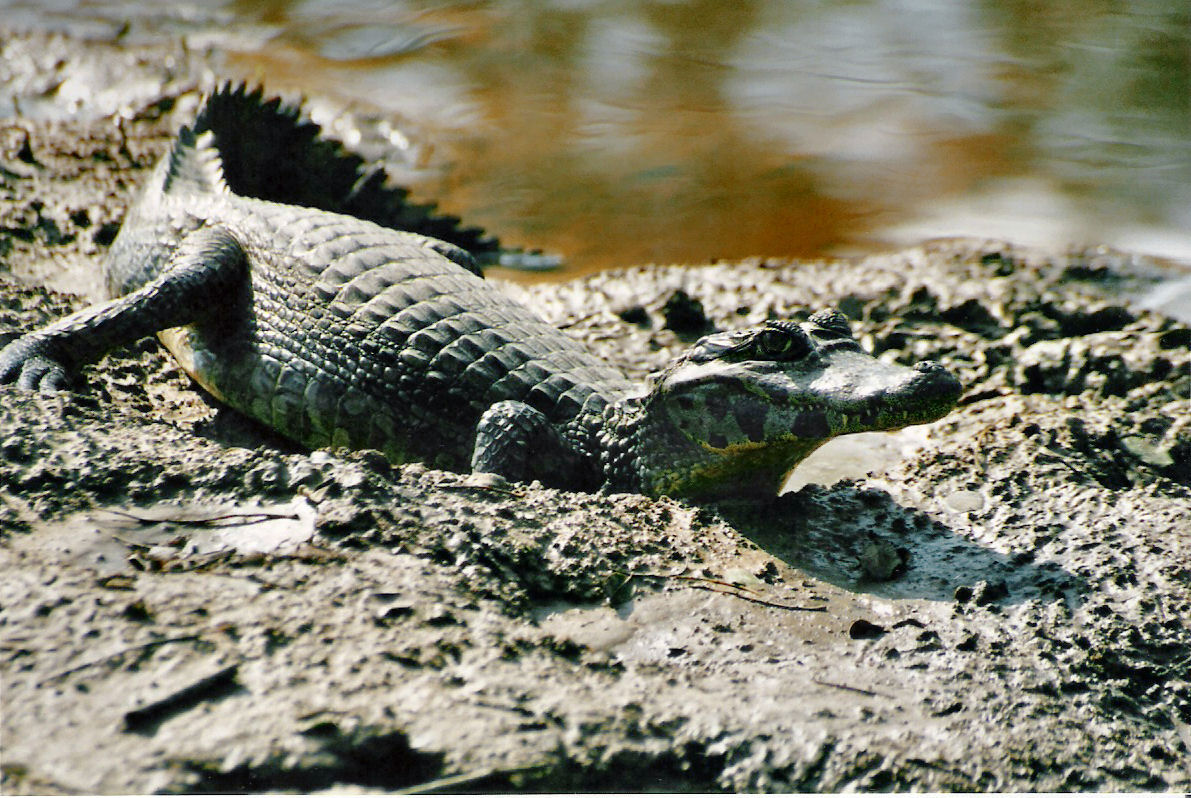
<box><xmin>159</xmin><ymin>82</ymin><xmax>497</xmax><ymax>264</ymax></box>
<box><xmin>161</xmin><ymin>125</ymin><xmax>228</xmax><ymax>196</ymax></box>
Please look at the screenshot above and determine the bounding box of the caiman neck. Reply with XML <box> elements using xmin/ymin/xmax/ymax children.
<box><xmin>575</xmin><ymin>397</ymin><xmax>649</xmax><ymax>496</ymax></box>
<box><xmin>583</xmin><ymin>396</ymin><xmax>788</xmax><ymax>499</ymax></box>
<box><xmin>611</xmin><ymin>397</ymin><xmax>821</xmax><ymax>499</ymax></box>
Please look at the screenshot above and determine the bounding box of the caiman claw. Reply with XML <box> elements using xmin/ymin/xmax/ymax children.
<box><xmin>0</xmin><ymin>335</ymin><xmax>71</xmax><ymax>392</ymax></box>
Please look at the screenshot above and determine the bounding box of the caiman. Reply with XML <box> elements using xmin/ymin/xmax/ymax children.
<box><xmin>0</xmin><ymin>85</ymin><xmax>962</xmax><ymax>499</ymax></box>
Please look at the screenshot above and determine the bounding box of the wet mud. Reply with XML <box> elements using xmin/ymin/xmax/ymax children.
<box><xmin>2</xmin><ymin>28</ymin><xmax>1190</xmax><ymax>793</ymax></box>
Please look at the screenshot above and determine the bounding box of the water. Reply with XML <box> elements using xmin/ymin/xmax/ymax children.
<box><xmin>4</xmin><ymin>0</ymin><xmax>1191</xmax><ymax>278</ymax></box>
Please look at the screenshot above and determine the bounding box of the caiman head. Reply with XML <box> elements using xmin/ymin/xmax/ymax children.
<box><xmin>630</xmin><ymin>309</ymin><xmax>962</xmax><ymax>498</ymax></box>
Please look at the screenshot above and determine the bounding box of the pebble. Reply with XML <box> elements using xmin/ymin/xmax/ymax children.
<box><xmin>943</xmin><ymin>490</ymin><xmax>984</xmax><ymax>513</ymax></box>
<box><xmin>1120</xmin><ymin>436</ymin><xmax>1174</xmax><ymax>468</ymax></box>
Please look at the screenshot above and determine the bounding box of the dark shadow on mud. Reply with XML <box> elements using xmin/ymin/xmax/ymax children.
<box><xmin>185</xmin><ymin>725</ymin><xmax>445</xmax><ymax>794</ymax></box>
<box><xmin>710</xmin><ymin>483</ymin><xmax>1087</xmax><ymax>609</ymax></box>
<box><xmin>122</xmin><ymin>665</ymin><xmax>242</xmax><ymax>737</ymax></box>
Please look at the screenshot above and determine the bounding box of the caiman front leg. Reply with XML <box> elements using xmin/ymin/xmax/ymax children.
<box><xmin>0</xmin><ymin>226</ymin><xmax>246</xmax><ymax>392</ymax></box>
<box><xmin>471</xmin><ymin>399</ymin><xmax>588</xmax><ymax>488</ymax></box>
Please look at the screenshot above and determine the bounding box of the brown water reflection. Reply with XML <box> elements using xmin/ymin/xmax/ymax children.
<box><xmin>64</xmin><ymin>1</ymin><xmax>1191</xmax><ymax>274</ymax></box>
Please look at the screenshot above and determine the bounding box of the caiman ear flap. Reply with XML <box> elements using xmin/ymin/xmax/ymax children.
<box><xmin>161</xmin><ymin>126</ymin><xmax>228</xmax><ymax>196</ymax></box>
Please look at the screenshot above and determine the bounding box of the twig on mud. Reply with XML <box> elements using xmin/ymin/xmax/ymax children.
<box><xmin>395</xmin><ymin>763</ymin><xmax>545</xmax><ymax>795</ymax></box>
<box><xmin>439</xmin><ymin>482</ymin><xmax>521</xmax><ymax>497</ymax></box>
<box><xmin>99</xmin><ymin>508</ymin><xmax>300</xmax><ymax>528</ymax></box>
<box><xmin>114</xmin><ymin>117</ymin><xmax>138</xmax><ymax>165</ymax></box>
<box><xmin>812</xmin><ymin>678</ymin><xmax>893</xmax><ymax>698</ymax></box>
<box><xmin>1039</xmin><ymin>446</ymin><xmax>1085</xmax><ymax>476</ymax></box>
<box><xmin>618</xmin><ymin>570</ymin><xmax>764</xmax><ymax>596</ymax></box>
<box><xmin>690</xmin><ymin>584</ymin><xmax>828</xmax><ymax>613</ymax></box>
<box><xmin>37</xmin><ymin>634</ymin><xmax>205</xmax><ymax>687</ymax></box>
<box><xmin>619</xmin><ymin>570</ymin><xmax>827</xmax><ymax>613</ymax></box>
<box><xmin>554</xmin><ymin>308</ymin><xmax>617</xmax><ymax>330</ymax></box>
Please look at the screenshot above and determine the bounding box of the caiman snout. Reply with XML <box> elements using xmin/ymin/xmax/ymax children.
<box><xmin>910</xmin><ymin>359</ymin><xmax>963</xmax><ymax>403</ymax></box>
<box><xmin>842</xmin><ymin>356</ymin><xmax>962</xmax><ymax>434</ymax></box>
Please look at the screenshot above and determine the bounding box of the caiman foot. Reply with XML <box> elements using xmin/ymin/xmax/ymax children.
<box><xmin>0</xmin><ymin>335</ymin><xmax>72</xmax><ymax>392</ymax></box>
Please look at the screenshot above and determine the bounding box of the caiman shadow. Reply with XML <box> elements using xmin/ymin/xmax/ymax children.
<box><xmin>710</xmin><ymin>482</ymin><xmax>1087</xmax><ymax>609</ymax></box>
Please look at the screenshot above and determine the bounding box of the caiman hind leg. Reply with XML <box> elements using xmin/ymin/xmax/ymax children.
<box><xmin>471</xmin><ymin>399</ymin><xmax>586</xmax><ymax>488</ymax></box>
<box><xmin>0</xmin><ymin>226</ymin><xmax>247</xmax><ymax>392</ymax></box>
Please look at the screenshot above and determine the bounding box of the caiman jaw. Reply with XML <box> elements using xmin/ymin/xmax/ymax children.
<box><xmin>632</xmin><ymin>310</ymin><xmax>963</xmax><ymax>499</ymax></box>
<box><xmin>788</xmin><ymin>353</ymin><xmax>963</xmax><ymax>437</ymax></box>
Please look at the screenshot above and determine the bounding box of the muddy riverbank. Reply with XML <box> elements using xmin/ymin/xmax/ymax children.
<box><xmin>2</xmin><ymin>28</ymin><xmax>1190</xmax><ymax>793</ymax></box>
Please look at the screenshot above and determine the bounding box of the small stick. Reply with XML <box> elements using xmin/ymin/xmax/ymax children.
<box><xmin>1039</xmin><ymin>446</ymin><xmax>1085</xmax><ymax>476</ymax></box>
<box><xmin>100</xmin><ymin>508</ymin><xmax>299</xmax><ymax>528</ymax></box>
<box><xmin>619</xmin><ymin>570</ymin><xmax>826</xmax><ymax>612</ymax></box>
<box><xmin>812</xmin><ymin>678</ymin><xmax>892</xmax><ymax>698</ymax></box>
<box><xmin>690</xmin><ymin>584</ymin><xmax>827</xmax><ymax>613</ymax></box>
<box><xmin>395</xmin><ymin>763</ymin><xmax>543</xmax><ymax>795</ymax></box>
<box><xmin>439</xmin><ymin>482</ymin><xmax>520</xmax><ymax>496</ymax></box>
<box><xmin>617</xmin><ymin>570</ymin><xmax>765</xmax><ymax>596</ymax></box>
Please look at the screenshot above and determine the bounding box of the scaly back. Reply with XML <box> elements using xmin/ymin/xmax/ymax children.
<box><xmin>106</xmin><ymin>85</ymin><xmax>633</xmax><ymax>471</ymax></box>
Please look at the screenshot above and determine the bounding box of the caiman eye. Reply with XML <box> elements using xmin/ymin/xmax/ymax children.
<box><xmin>754</xmin><ymin>324</ymin><xmax>813</xmax><ymax>361</ymax></box>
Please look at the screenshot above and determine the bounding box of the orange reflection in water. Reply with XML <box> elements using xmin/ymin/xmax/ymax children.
<box><xmin>224</xmin><ymin>1</ymin><xmax>1191</xmax><ymax>276</ymax></box>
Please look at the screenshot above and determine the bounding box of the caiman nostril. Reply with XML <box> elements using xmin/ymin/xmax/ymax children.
<box><xmin>909</xmin><ymin>360</ymin><xmax>963</xmax><ymax>403</ymax></box>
